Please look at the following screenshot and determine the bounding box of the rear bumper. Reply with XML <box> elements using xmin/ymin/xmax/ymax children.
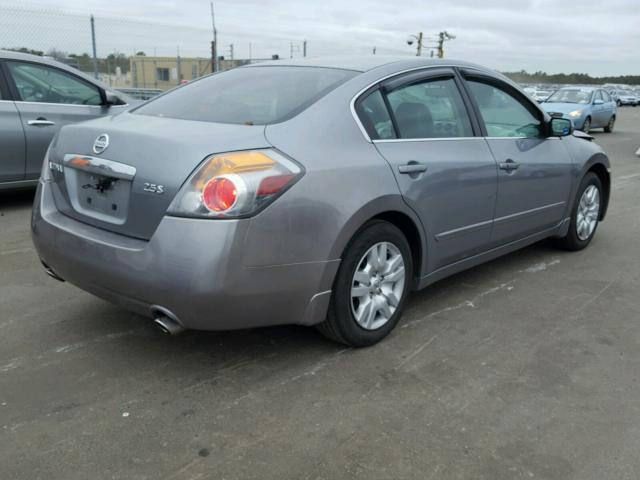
<box><xmin>31</xmin><ymin>181</ymin><xmax>339</xmax><ymax>331</ymax></box>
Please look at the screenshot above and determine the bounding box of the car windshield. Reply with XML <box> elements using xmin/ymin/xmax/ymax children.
<box><xmin>133</xmin><ymin>66</ymin><xmax>358</xmax><ymax>125</ymax></box>
<box><xmin>546</xmin><ymin>89</ymin><xmax>592</xmax><ymax>104</ymax></box>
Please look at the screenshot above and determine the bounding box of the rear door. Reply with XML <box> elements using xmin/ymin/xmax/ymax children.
<box><xmin>461</xmin><ymin>72</ymin><xmax>573</xmax><ymax>246</ymax></box>
<box><xmin>0</xmin><ymin>62</ymin><xmax>26</xmax><ymax>182</ymax></box>
<box><xmin>600</xmin><ymin>90</ymin><xmax>616</xmax><ymax>124</ymax></box>
<box><xmin>3</xmin><ymin>60</ymin><xmax>113</xmax><ymax>180</ymax></box>
<box><xmin>592</xmin><ymin>90</ymin><xmax>607</xmax><ymax>127</ymax></box>
<box><xmin>356</xmin><ymin>68</ymin><xmax>498</xmax><ymax>271</ymax></box>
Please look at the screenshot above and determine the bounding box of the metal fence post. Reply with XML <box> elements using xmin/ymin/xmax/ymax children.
<box><xmin>90</xmin><ymin>15</ymin><xmax>98</xmax><ymax>79</ymax></box>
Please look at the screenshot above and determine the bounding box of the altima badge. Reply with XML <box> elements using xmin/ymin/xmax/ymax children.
<box><xmin>93</xmin><ymin>134</ymin><xmax>110</xmax><ymax>155</ymax></box>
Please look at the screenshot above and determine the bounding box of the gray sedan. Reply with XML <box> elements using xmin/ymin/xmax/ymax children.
<box><xmin>31</xmin><ymin>57</ymin><xmax>611</xmax><ymax>346</ymax></box>
<box><xmin>0</xmin><ymin>50</ymin><xmax>132</xmax><ymax>190</ymax></box>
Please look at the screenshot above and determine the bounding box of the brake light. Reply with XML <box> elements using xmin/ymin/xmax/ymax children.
<box><xmin>168</xmin><ymin>149</ymin><xmax>303</xmax><ymax>219</ymax></box>
<box><xmin>202</xmin><ymin>176</ymin><xmax>239</xmax><ymax>212</ymax></box>
<box><xmin>257</xmin><ymin>174</ymin><xmax>296</xmax><ymax>196</ymax></box>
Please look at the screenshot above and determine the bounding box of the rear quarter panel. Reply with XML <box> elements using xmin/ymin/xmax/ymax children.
<box><xmin>245</xmin><ymin>67</ymin><xmax>427</xmax><ymax>272</ymax></box>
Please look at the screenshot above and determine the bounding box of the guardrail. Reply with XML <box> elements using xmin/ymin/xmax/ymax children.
<box><xmin>116</xmin><ymin>88</ymin><xmax>163</xmax><ymax>100</ymax></box>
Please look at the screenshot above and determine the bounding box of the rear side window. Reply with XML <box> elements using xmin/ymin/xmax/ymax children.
<box><xmin>356</xmin><ymin>90</ymin><xmax>396</xmax><ymax>140</ymax></box>
<box><xmin>386</xmin><ymin>78</ymin><xmax>473</xmax><ymax>139</ymax></box>
<box><xmin>134</xmin><ymin>66</ymin><xmax>358</xmax><ymax>125</ymax></box>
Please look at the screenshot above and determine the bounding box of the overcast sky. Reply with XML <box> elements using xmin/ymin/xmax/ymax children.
<box><xmin>3</xmin><ymin>0</ymin><xmax>639</xmax><ymax>75</ymax></box>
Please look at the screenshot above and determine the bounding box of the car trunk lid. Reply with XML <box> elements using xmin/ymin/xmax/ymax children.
<box><xmin>47</xmin><ymin>112</ymin><xmax>270</xmax><ymax>240</ymax></box>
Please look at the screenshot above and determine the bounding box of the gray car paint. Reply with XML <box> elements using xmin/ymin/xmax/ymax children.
<box><xmin>31</xmin><ymin>56</ymin><xmax>610</xmax><ymax>332</ymax></box>
<box><xmin>0</xmin><ymin>50</ymin><xmax>133</xmax><ymax>189</ymax></box>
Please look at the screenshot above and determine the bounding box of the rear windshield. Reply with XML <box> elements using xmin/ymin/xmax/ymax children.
<box><xmin>133</xmin><ymin>66</ymin><xmax>358</xmax><ymax>125</ymax></box>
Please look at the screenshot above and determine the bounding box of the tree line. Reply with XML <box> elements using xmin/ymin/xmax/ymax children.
<box><xmin>504</xmin><ymin>70</ymin><xmax>640</xmax><ymax>85</ymax></box>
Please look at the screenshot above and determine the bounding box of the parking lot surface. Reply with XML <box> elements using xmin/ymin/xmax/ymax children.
<box><xmin>2</xmin><ymin>108</ymin><xmax>640</xmax><ymax>480</ymax></box>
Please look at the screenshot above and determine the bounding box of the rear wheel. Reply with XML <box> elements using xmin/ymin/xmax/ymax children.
<box><xmin>316</xmin><ymin>220</ymin><xmax>413</xmax><ymax>347</ymax></box>
<box><xmin>554</xmin><ymin>172</ymin><xmax>602</xmax><ymax>251</ymax></box>
<box><xmin>604</xmin><ymin>116</ymin><xmax>615</xmax><ymax>133</ymax></box>
<box><xmin>581</xmin><ymin>117</ymin><xmax>591</xmax><ymax>133</ymax></box>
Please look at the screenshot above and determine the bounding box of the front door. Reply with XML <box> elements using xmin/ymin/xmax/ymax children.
<box><xmin>3</xmin><ymin>60</ymin><xmax>111</xmax><ymax>179</ymax></box>
<box><xmin>462</xmin><ymin>74</ymin><xmax>574</xmax><ymax>246</ymax></box>
<box><xmin>356</xmin><ymin>69</ymin><xmax>498</xmax><ymax>272</ymax></box>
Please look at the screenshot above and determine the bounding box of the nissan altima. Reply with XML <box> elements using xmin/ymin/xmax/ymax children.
<box><xmin>32</xmin><ymin>57</ymin><xmax>611</xmax><ymax>347</ymax></box>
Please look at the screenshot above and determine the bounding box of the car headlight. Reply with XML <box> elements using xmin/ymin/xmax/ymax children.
<box><xmin>568</xmin><ymin>110</ymin><xmax>583</xmax><ymax>118</ymax></box>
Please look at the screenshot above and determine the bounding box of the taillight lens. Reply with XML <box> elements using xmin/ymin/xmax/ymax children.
<box><xmin>167</xmin><ymin>149</ymin><xmax>303</xmax><ymax>219</ymax></box>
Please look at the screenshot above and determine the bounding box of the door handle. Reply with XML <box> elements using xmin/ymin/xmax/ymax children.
<box><xmin>499</xmin><ymin>159</ymin><xmax>519</xmax><ymax>172</ymax></box>
<box><xmin>398</xmin><ymin>163</ymin><xmax>428</xmax><ymax>174</ymax></box>
<box><xmin>28</xmin><ymin>118</ymin><xmax>55</xmax><ymax>126</ymax></box>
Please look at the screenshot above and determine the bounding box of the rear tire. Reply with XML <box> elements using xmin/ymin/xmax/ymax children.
<box><xmin>554</xmin><ymin>172</ymin><xmax>602</xmax><ymax>251</ymax></box>
<box><xmin>316</xmin><ymin>220</ymin><xmax>413</xmax><ymax>347</ymax></box>
<box><xmin>604</xmin><ymin>116</ymin><xmax>615</xmax><ymax>133</ymax></box>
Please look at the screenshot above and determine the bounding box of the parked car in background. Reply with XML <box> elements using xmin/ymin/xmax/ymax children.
<box><xmin>542</xmin><ymin>86</ymin><xmax>617</xmax><ymax>132</ymax></box>
<box><xmin>0</xmin><ymin>50</ymin><xmax>133</xmax><ymax>190</ymax></box>
<box><xmin>32</xmin><ymin>57</ymin><xmax>610</xmax><ymax>347</ymax></box>
<box><xmin>613</xmin><ymin>90</ymin><xmax>638</xmax><ymax>106</ymax></box>
<box><xmin>533</xmin><ymin>89</ymin><xmax>553</xmax><ymax>102</ymax></box>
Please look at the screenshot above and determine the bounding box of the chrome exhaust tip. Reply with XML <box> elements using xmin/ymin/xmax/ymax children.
<box><xmin>150</xmin><ymin>306</ymin><xmax>185</xmax><ymax>335</ymax></box>
<box><xmin>41</xmin><ymin>260</ymin><xmax>65</xmax><ymax>282</ymax></box>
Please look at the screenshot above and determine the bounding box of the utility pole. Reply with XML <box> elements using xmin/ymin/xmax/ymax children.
<box><xmin>210</xmin><ymin>2</ymin><xmax>218</xmax><ymax>72</ymax></box>
<box><xmin>176</xmin><ymin>46</ymin><xmax>181</xmax><ymax>85</ymax></box>
<box><xmin>90</xmin><ymin>15</ymin><xmax>98</xmax><ymax>79</ymax></box>
<box><xmin>407</xmin><ymin>32</ymin><xmax>424</xmax><ymax>56</ymax></box>
<box><xmin>372</xmin><ymin>46</ymin><xmax>376</xmax><ymax>55</ymax></box>
<box><xmin>227</xmin><ymin>44</ymin><xmax>234</xmax><ymax>61</ymax></box>
<box><xmin>303</xmin><ymin>40</ymin><xmax>307</xmax><ymax>57</ymax></box>
<box><xmin>415</xmin><ymin>32</ymin><xmax>423</xmax><ymax>56</ymax></box>
<box><xmin>436</xmin><ymin>31</ymin><xmax>455</xmax><ymax>59</ymax></box>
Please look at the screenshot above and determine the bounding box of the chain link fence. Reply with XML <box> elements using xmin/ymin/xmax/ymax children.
<box><xmin>0</xmin><ymin>4</ymin><xmax>290</xmax><ymax>97</ymax></box>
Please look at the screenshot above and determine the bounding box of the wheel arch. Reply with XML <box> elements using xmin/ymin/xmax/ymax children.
<box><xmin>586</xmin><ymin>160</ymin><xmax>611</xmax><ymax>220</ymax></box>
<box><xmin>328</xmin><ymin>196</ymin><xmax>427</xmax><ymax>288</ymax></box>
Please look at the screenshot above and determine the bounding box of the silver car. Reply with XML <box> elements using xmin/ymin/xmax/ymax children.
<box><xmin>0</xmin><ymin>50</ymin><xmax>132</xmax><ymax>190</ymax></box>
<box><xmin>31</xmin><ymin>57</ymin><xmax>611</xmax><ymax>346</ymax></box>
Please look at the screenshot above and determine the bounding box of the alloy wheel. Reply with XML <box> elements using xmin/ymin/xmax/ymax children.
<box><xmin>350</xmin><ymin>242</ymin><xmax>405</xmax><ymax>330</ymax></box>
<box><xmin>576</xmin><ymin>185</ymin><xmax>600</xmax><ymax>241</ymax></box>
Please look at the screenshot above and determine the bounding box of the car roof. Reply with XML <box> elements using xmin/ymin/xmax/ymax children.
<box><xmin>245</xmin><ymin>55</ymin><xmax>496</xmax><ymax>74</ymax></box>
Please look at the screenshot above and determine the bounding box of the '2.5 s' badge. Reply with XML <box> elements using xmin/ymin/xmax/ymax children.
<box><xmin>143</xmin><ymin>183</ymin><xmax>165</xmax><ymax>194</ymax></box>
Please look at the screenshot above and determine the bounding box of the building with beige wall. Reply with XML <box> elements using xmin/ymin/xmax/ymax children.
<box><xmin>129</xmin><ymin>56</ymin><xmax>265</xmax><ymax>90</ymax></box>
<box><xmin>130</xmin><ymin>56</ymin><xmax>212</xmax><ymax>90</ymax></box>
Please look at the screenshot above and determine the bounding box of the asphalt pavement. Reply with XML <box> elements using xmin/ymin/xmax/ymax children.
<box><xmin>1</xmin><ymin>108</ymin><xmax>640</xmax><ymax>480</ymax></box>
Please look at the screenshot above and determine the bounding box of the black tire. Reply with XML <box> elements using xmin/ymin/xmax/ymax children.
<box><xmin>616</xmin><ymin>100</ymin><xmax>622</xmax><ymax>107</ymax></box>
<box><xmin>581</xmin><ymin>117</ymin><xmax>591</xmax><ymax>133</ymax></box>
<box><xmin>554</xmin><ymin>172</ymin><xmax>603</xmax><ymax>251</ymax></box>
<box><xmin>316</xmin><ymin>220</ymin><xmax>413</xmax><ymax>347</ymax></box>
<box><xmin>604</xmin><ymin>116</ymin><xmax>615</xmax><ymax>133</ymax></box>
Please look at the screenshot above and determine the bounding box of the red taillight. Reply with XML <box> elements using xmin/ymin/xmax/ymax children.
<box><xmin>202</xmin><ymin>177</ymin><xmax>238</xmax><ymax>212</ymax></box>
<box><xmin>257</xmin><ymin>174</ymin><xmax>296</xmax><ymax>196</ymax></box>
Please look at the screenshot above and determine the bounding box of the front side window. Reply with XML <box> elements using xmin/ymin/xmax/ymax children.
<box><xmin>135</xmin><ymin>66</ymin><xmax>358</xmax><ymax>125</ymax></box>
<box><xmin>7</xmin><ymin>61</ymin><xmax>102</xmax><ymax>105</ymax></box>
<box><xmin>467</xmin><ymin>80</ymin><xmax>542</xmax><ymax>138</ymax></box>
<box><xmin>601</xmin><ymin>90</ymin><xmax>611</xmax><ymax>102</ymax></box>
<box><xmin>386</xmin><ymin>77</ymin><xmax>473</xmax><ymax>139</ymax></box>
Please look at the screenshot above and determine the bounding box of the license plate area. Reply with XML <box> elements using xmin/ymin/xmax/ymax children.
<box><xmin>62</xmin><ymin>155</ymin><xmax>135</xmax><ymax>225</ymax></box>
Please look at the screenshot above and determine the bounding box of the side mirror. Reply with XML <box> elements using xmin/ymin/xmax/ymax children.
<box><xmin>103</xmin><ymin>90</ymin><xmax>121</xmax><ymax>106</ymax></box>
<box><xmin>593</xmin><ymin>99</ymin><xmax>604</xmax><ymax>105</ymax></box>
<box><xmin>549</xmin><ymin>117</ymin><xmax>573</xmax><ymax>137</ymax></box>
